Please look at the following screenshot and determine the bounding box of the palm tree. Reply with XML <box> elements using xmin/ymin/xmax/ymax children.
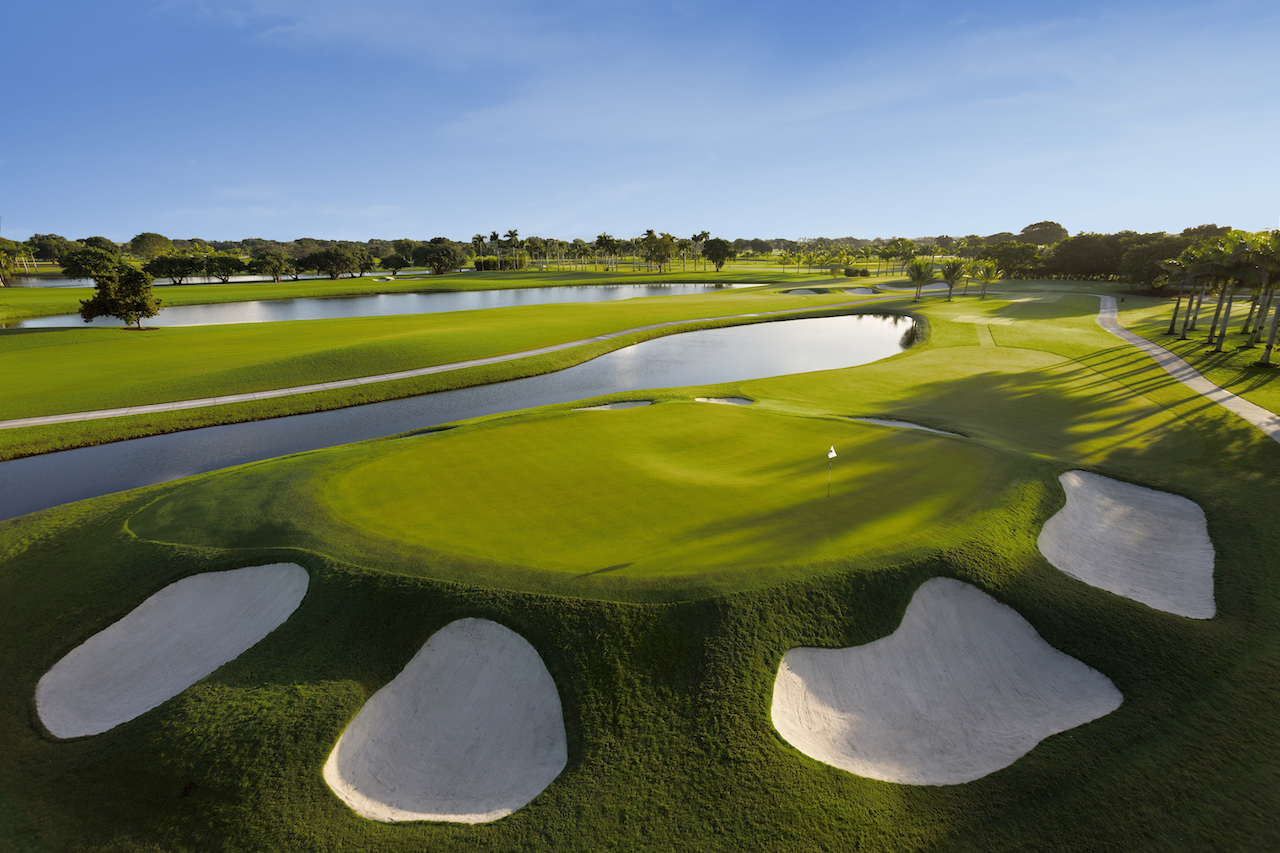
<box><xmin>939</xmin><ymin>260</ymin><xmax>965</xmax><ymax>302</ymax></box>
<box><xmin>970</xmin><ymin>260</ymin><xmax>999</xmax><ymax>299</ymax></box>
<box><xmin>905</xmin><ymin>257</ymin><xmax>935</xmax><ymax>302</ymax></box>
<box><xmin>1246</xmin><ymin>232</ymin><xmax>1280</xmax><ymax>349</ymax></box>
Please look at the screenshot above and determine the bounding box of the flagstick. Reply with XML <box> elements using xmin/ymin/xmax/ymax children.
<box><xmin>828</xmin><ymin>458</ymin><xmax>832</xmax><ymax>497</ymax></box>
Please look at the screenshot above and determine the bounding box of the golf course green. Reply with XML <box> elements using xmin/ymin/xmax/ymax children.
<box><xmin>1</xmin><ymin>276</ymin><xmax>1278</xmax><ymax>851</ymax></box>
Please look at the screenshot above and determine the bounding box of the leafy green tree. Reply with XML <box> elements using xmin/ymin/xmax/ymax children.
<box><xmin>248</xmin><ymin>251</ymin><xmax>295</xmax><ymax>283</ymax></box>
<box><xmin>1018</xmin><ymin>221</ymin><xmax>1069</xmax><ymax>245</ymax></box>
<box><xmin>392</xmin><ymin>239</ymin><xmax>417</xmax><ymax>260</ymax></box>
<box><xmin>144</xmin><ymin>254</ymin><xmax>204</xmax><ymax>285</ymax></box>
<box><xmin>27</xmin><ymin>234</ymin><xmax>78</xmax><ymax>262</ymax></box>
<box><xmin>380</xmin><ymin>253</ymin><xmax>411</xmax><ymax>276</ymax></box>
<box><xmin>1118</xmin><ymin>235</ymin><xmax>1194</xmax><ymax>286</ymax></box>
<box><xmin>701</xmin><ymin>238</ymin><xmax>736</xmax><ymax>272</ymax></box>
<box><xmin>306</xmin><ymin>247</ymin><xmax>360</xmax><ymax>279</ymax></box>
<box><xmin>639</xmin><ymin>230</ymin><xmax>677</xmax><ymax>271</ymax></box>
<box><xmin>205</xmin><ymin>252</ymin><xmax>246</xmax><ymax>283</ymax></box>
<box><xmin>939</xmin><ymin>259</ymin><xmax>966</xmax><ymax>302</ymax></box>
<box><xmin>412</xmin><ymin>241</ymin><xmax>466</xmax><ymax>275</ymax></box>
<box><xmin>978</xmin><ymin>241</ymin><xmax>1040</xmax><ymax>278</ymax></box>
<box><xmin>691</xmin><ymin>231</ymin><xmax>709</xmax><ymax>271</ymax></box>
<box><xmin>128</xmin><ymin>232</ymin><xmax>173</xmax><ymax>259</ymax></box>
<box><xmin>80</xmin><ymin>236</ymin><xmax>120</xmax><ymax>255</ymax></box>
<box><xmin>905</xmin><ymin>257</ymin><xmax>935</xmax><ymax>301</ymax></box>
<box><xmin>79</xmin><ymin>260</ymin><xmax>163</xmax><ymax>329</ymax></box>
<box><xmin>61</xmin><ymin>248</ymin><xmax>124</xmax><ymax>281</ymax></box>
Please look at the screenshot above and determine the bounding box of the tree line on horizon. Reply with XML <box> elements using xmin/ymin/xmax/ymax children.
<box><xmin>0</xmin><ymin>221</ymin><xmax>1243</xmax><ymax>288</ymax></box>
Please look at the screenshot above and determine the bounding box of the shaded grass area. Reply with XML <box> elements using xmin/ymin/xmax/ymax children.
<box><xmin>2</xmin><ymin>279</ymin><xmax>1279</xmax><ymax>850</ymax></box>
<box><xmin>1120</xmin><ymin>297</ymin><xmax>1280</xmax><ymax>414</ymax></box>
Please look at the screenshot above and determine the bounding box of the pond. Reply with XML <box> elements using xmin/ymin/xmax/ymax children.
<box><xmin>0</xmin><ymin>313</ymin><xmax>917</xmax><ymax>520</ymax></box>
<box><xmin>12</xmin><ymin>284</ymin><xmax>746</xmax><ymax>328</ymax></box>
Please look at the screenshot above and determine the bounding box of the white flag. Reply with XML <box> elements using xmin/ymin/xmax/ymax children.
<box><xmin>828</xmin><ymin>446</ymin><xmax>837</xmax><ymax>459</ymax></box>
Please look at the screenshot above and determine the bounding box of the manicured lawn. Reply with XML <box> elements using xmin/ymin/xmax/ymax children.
<box><xmin>1</xmin><ymin>279</ymin><xmax>1277</xmax><ymax>850</ymax></box>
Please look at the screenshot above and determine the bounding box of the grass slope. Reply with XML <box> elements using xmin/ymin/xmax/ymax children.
<box><xmin>1</xmin><ymin>283</ymin><xmax>1278</xmax><ymax>850</ymax></box>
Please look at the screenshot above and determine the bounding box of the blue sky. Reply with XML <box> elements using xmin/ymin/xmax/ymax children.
<box><xmin>3</xmin><ymin>0</ymin><xmax>1277</xmax><ymax>243</ymax></box>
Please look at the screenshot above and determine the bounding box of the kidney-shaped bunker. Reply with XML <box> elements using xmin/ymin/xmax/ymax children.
<box><xmin>323</xmin><ymin>617</ymin><xmax>567</xmax><ymax>824</ymax></box>
<box><xmin>771</xmin><ymin>578</ymin><xmax>1121</xmax><ymax>785</ymax></box>
<box><xmin>1038</xmin><ymin>471</ymin><xmax>1215</xmax><ymax>618</ymax></box>
<box><xmin>36</xmin><ymin>563</ymin><xmax>309</xmax><ymax>739</ymax></box>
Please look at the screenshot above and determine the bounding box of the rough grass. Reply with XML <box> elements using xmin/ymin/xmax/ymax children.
<box><xmin>1</xmin><ymin>281</ymin><xmax>1278</xmax><ymax>850</ymax></box>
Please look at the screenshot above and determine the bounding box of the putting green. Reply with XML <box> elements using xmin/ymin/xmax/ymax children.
<box><xmin>131</xmin><ymin>402</ymin><xmax>1009</xmax><ymax>593</ymax></box>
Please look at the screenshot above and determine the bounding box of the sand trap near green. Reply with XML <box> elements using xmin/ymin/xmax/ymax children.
<box><xmin>853</xmin><ymin>418</ymin><xmax>963</xmax><ymax>437</ymax></box>
<box><xmin>323</xmin><ymin>618</ymin><xmax>566</xmax><ymax>824</ymax></box>
<box><xmin>35</xmin><ymin>564</ymin><xmax>308</xmax><ymax>738</ymax></box>
<box><xmin>321</xmin><ymin>403</ymin><xmax>1005</xmax><ymax>578</ymax></box>
<box><xmin>771</xmin><ymin>578</ymin><xmax>1122</xmax><ymax>785</ymax></box>
<box><xmin>1038</xmin><ymin>471</ymin><xmax>1216</xmax><ymax>618</ymax></box>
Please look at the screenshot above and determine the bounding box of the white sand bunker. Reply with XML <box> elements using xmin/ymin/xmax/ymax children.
<box><xmin>853</xmin><ymin>417</ymin><xmax>962</xmax><ymax>437</ymax></box>
<box><xmin>1038</xmin><ymin>471</ymin><xmax>1216</xmax><ymax>618</ymax></box>
<box><xmin>324</xmin><ymin>617</ymin><xmax>567</xmax><ymax>824</ymax></box>
<box><xmin>845</xmin><ymin>287</ymin><xmax>875</xmax><ymax>294</ymax></box>
<box><xmin>574</xmin><ymin>400</ymin><xmax>653</xmax><ymax>411</ymax></box>
<box><xmin>696</xmin><ymin>397</ymin><xmax>753</xmax><ymax>405</ymax></box>
<box><xmin>36</xmin><ymin>563</ymin><xmax>309</xmax><ymax>739</ymax></box>
<box><xmin>771</xmin><ymin>578</ymin><xmax>1121</xmax><ymax>786</ymax></box>
<box><xmin>783</xmin><ymin>288</ymin><xmax>824</xmax><ymax>294</ymax></box>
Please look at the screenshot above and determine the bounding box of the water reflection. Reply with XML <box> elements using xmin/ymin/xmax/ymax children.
<box><xmin>0</xmin><ymin>313</ymin><xmax>915</xmax><ymax>520</ymax></box>
<box><xmin>12</xmin><ymin>284</ymin><xmax>743</xmax><ymax>328</ymax></box>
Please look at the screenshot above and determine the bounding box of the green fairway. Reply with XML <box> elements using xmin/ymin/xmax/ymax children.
<box><xmin>2</xmin><ymin>279</ymin><xmax>1279</xmax><ymax>851</ymax></box>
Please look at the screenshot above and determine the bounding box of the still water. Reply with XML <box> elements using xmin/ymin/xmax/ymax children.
<box><xmin>0</xmin><ymin>313</ymin><xmax>916</xmax><ymax>520</ymax></box>
<box><xmin>13</xmin><ymin>284</ymin><xmax>744</xmax><ymax>328</ymax></box>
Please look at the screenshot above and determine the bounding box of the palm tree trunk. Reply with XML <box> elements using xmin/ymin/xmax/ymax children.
<box><xmin>1206</xmin><ymin>281</ymin><xmax>1228</xmax><ymax>344</ymax></box>
<box><xmin>1213</xmin><ymin>282</ymin><xmax>1237</xmax><ymax>353</ymax></box>
<box><xmin>1249</xmin><ymin>284</ymin><xmax>1275</xmax><ymax>346</ymax></box>
<box><xmin>1258</xmin><ymin>298</ymin><xmax>1280</xmax><ymax>366</ymax></box>
<box><xmin>1190</xmin><ymin>281</ymin><xmax>1206</xmax><ymax>330</ymax></box>
<box><xmin>1241</xmin><ymin>292</ymin><xmax>1259</xmax><ymax>335</ymax></box>
<box><xmin>1166</xmin><ymin>278</ymin><xmax>1185</xmax><ymax>335</ymax></box>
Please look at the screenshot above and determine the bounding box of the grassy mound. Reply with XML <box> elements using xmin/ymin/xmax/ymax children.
<box><xmin>131</xmin><ymin>403</ymin><xmax>1006</xmax><ymax>598</ymax></box>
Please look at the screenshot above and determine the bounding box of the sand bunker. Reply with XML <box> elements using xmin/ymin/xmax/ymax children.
<box><xmin>574</xmin><ymin>400</ymin><xmax>654</xmax><ymax>411</ymax></box>
<box><xmin>36</xmin><ymin>563</ymin><xmax>309</xmax><ymax>739</ymax></box>
<box><xmin>323</xmin><ymin>618</ymin><xmax>567</xmax><ymax>824</ymax></box>
<box><xmin>695</xmin><ymin>397</ymin><xmax>753</xmax><ymax>405</ymax></box>
<box><xmin>853</xmin><ymin>417</ymin><xmax>962</xmax><ymax>437</ymax></box>
<box><xmin>772</xmin><ymin>577</ymin><xmax>1121</xmax><ymax>785</ymax></box>
<box><xmin>845</xmin><ymin>287</ymin><xmax>875</xmax><ymax>295</ymax></box>
<box><xmin>783</xmin><ymin>288</ymin><xmax>822</xmax><ymax>295</ymax></box>
<box><xmin>1038</xmin><ymin>471</ymin><xmax>1216</xmax><ymax>618</ymax></box>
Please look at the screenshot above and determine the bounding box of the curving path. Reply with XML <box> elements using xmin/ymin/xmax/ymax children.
<box><xmin>0</xmin><ymin>300</ymin><xmax>885</xmax><ymax>431</ymax></box>
<box><xmin>1093</xmin><ymin>295</ymin><xmax>1280</xmax><ymax>445</ymax></box>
